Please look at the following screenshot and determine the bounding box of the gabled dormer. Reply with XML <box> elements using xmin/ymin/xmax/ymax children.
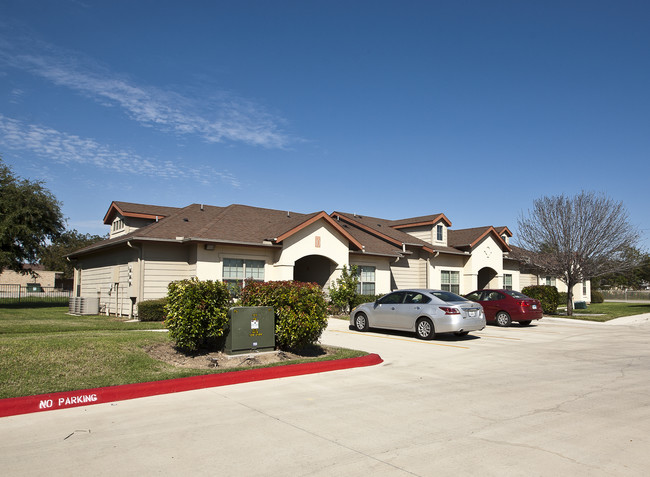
<box><xmin>390</xmin><ymin>214</ymin><xmax>452</xmax><ymax>247</ymax></box>
<box><xmin>495</xmin><ymin>226</ymin><xmax>513</xmax><ymax>246</ymax></box>
<box><xmin>103</xmin><ymin>201</ymin><xmax>179</xmax><ymax>239</ymax></box>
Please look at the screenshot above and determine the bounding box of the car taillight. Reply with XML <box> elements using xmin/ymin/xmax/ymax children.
<box><xmin>517</xmin><ymin>301</ymin><xmax>531</xmax><ymax>307</ymax></box>
<box><xmin>439</xmin><ymin>306</ymin><xmax>460</xmax><ymax>315</ymax></box>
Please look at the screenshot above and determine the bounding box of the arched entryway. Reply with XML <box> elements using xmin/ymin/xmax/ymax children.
<box><xmin>294</xmin><ymin>255</ymin><xmax>337</xmax><ymax>288</ymax></box>
<box><xmin>477</xmin><ymin>267</ymin><xmax>498</xmax><ymax>290</ymax></box>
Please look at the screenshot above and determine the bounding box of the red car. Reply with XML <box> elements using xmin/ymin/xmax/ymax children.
<box><xmin>465</xmin><ymin>289</ymin><xmax>543</xmax><ymax>326</ymax></box>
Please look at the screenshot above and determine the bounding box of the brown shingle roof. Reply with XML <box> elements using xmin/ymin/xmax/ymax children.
<box><xmin>390</xmin><ymin>213</ymin><xmax>452</xmax><ymax>229</ymax></box>
<box><xmin>448</xmin><ymin>226</ymin><xmax>511</xmax><ymax>251</ymax></box>
<box><xmin>73</xmin><ymin>202</ymin><xmax>513</xmax><ymax>259</ymax></box>
<box><xmin>331</xmin><ymin>212</ymin><xmax>469</xmax><ymax>256</ymax></box>
<box><xmin>103</xmin><ymin>201</ymin><xmax>180</xmax><ymax>224</ymax></box>
<box><xmin>70</xmin><ymin>203</ymin><xmax>363</xmax><ymax>257</ymax></box>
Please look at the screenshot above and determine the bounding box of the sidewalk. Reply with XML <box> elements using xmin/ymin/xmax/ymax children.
<box><xmin>543</xmin><ymin>313</ymin><xmax>650</xmax><ymax>326</ymax></box>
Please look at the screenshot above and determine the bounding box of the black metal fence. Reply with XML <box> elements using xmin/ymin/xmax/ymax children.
<box><xmin>0</xmin><ymin>284</ymin><xmax>72</xmax><ymax>305</ymax></box>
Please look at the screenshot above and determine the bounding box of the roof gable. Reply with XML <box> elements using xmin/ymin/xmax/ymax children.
<box><xmin>390</xmin><ymin>213</ymin><xmax>452</xmax><ymax>229</ymax></box>
<box><xmin>448</xmin><ymin>226</ymin><xmax>511</xmax><ymax>252</ymax></box>
<box><xmin>103</xmin><ymin>201</ymin><xmax>179</xmax><ymax>225</ymax></box>
<box><xmin>274</xmin><ymin>211</ymin><xmax>363</xmax><ymax>249</ymax></box>
<box><xmin>331</xmin><ymin>212</ymin><xmax>435</xmax><ymax>254</ymax></box>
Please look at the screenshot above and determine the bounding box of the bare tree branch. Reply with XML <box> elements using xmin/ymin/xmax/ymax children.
<box><xmin>514</xmin><ymin>191</ymin><xmax>640</xmax><ymax>315</ymax></box>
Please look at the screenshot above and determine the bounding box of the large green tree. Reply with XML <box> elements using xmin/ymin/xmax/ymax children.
<box><xmin>0</xmin><ymin>158</ymin><xmax>65</xmax><ymax>273</ymax></box>
<box><xmin>593</xmin><ymin>249</ymin><xmax>650</xmax><ymax>290</ymax></box>
<box><xmin>515</xmin><ymin>191</ymin><xmax>640</xmax><ymax>316</ymax></box>
<box><xmin>39</xmin><ymin>229</ymin><xmax>107</xmax><ymax>278</ymax></box>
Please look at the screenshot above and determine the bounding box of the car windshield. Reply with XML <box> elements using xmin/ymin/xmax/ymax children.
<box><xmin>504</xmin><ymin>290</ymin><xmax>529</xmax><ymax>299</ymax></box>
<box><xmin>430</xmin><ymin>290</ymin><xmax>468</xmax><ymax>302</ymax></box>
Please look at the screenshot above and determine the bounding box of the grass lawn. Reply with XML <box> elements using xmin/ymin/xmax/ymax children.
<box><xmin>0</xmin><ymin>305</ymin><xmax>365</xmax><ymax>399</ymax></box>
<box><xmin>560</xmin><ymin>302</ymin><xmax>650</xmax><ymax>322</ymax></box>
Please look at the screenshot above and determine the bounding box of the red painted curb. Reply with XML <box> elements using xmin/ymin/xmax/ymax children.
<box><xmin>0</xmin><ymin>353</ymin><xmax>382</xmax><ymax>418</ymax></box>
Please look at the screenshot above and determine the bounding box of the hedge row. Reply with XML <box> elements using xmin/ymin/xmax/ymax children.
<box><xmin>137</xmin><ymin>298</ymin><xmax>167</xmax><ymax>322</ymax></box>
<box><xmin>522</xmin><ymin>285</ymin><xmax>560</xmax><ymax>314</ymax></box>
<box><xmin>240</xmin><ymin>281</ymin><xmax>328</xmax><ymax>351</ymax></box>
<box><xmin>163</xmin><ymin>279</ymin><xmax>329</xmax><ymax>352</ymax></box>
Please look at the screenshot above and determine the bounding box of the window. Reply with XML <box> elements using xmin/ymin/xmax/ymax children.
<box><xmin>356</xmin><ymin>266</ymin><xmax>376</xmax><ymax>295</ymax></box>
<box><xmin>436</xmin><ymin>225</ymin><xmax>443</xmax><ymax>241</ymax></box>
<box><xmin>441</xmin><ymin>270</ymin><xmax>460</xmax><ymax>294</ymax></box>
<box><xmin>542</xmin><ymin>276</ymin><xmax>556</xmax><ymax>286</ymax></box>
<box><xmin>465</xmin><ymin>291</ymin><xmax>482</xmax><ymax>301</ymax></box>
<box><xmin>378</xmin><ymin>291</ymin><xmax>405</xmax><ymax>305</ymax></box>
<box><xmin>504</xmin><ymin>274</ymin><xmax>513</xmax><ymax>290</ymax></box>
<box><xmin>583</xmin><ymin>280</ymin><xmax>587</xmax><ymax>296</ymax></box>
<box><xmin>223</xmin><ymin>258</ymin><xmax>265</xmax><ymax>293</ymax></box>
<box><xmin>405</xmin><ymin>291</ymin><xmax>431</xmax><ymax>304</ymax></box>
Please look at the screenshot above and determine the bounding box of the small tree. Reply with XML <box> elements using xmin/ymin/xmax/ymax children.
<box><xmin>515</xmin><ymin>191</ymin><xmax>640</xmax><ymax>316</ymax></box>
<box><xmin>0</xmin><ymin>158</ymin><xmax>65</xmax><ymax>273</ymax></box>
<box><xmin>327</xmin><ymin>265</ymin><xmax>359</xmax><ymax>314</ymax></box>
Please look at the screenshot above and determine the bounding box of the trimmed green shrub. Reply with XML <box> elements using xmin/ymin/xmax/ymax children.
<box><xmin>558</xmin><ymin>292</ymin><xmax>568</xmax><ymax>306</ymax></box>
<box><xmin>522</xmin><ymin>285</ymin><xmax>560</xmax><ymax>314</ymax></box>
<box><xmin>164</xmin><ymin>278</ymin><xmax>231</xmax><ymax>351</ymax></box>
<box><xmin>240</xmin><ymin>281</ymin><xmax>328</xmax><ymax>351</ymax></box>
<box><xmin>591</xmin><ymin>290</ymin><xmax>604</xmax><ymax>304</ymax></box>
<box><xmin>137</xmin><ymin>298</ymin><xmax>167</xmax><ymax>322</ymax></box>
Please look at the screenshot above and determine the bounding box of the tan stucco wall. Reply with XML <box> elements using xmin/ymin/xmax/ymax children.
<box><xmin>428</xmin><ymin>253</ymin><xmax>466</xmax><ymax>291</ymax></box>
<box><xmin>277</xmin><ymin>220</ymin><xmax>350</xmax><ymax>284</ymax></box>
<box><xmin>196</xmin><ymin>244</ymin><xmax>276</xmax><ymax>282</ymax></box>
<box><xmin>350</xmin><ymin>255</ymin><xmax>392</xmax><ymax>295</ymax></box>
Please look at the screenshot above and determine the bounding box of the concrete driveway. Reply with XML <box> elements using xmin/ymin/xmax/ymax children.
<box><xmin>2</xmin><ymin>316</ymin><xmax>650</xmax><ymax>476</ymax></box>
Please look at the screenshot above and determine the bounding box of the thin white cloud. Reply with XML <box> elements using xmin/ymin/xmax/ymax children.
<box><xmin>0</xmin><ymin>33</ymin><xmax>293</xmax><ymax>149</ymax></box>
<box><xmin>0</xmin><ymin>114</ymin><xmax>240</xmax><ymax>187</ymax></box>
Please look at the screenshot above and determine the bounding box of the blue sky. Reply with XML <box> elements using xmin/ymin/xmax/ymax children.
<box><xmin>1</xmin><ymin>1</ymin><xmax>649</xmax><ymax>250</ymax></box>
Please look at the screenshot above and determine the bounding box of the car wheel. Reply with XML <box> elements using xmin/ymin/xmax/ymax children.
<box><xmin>495</xmin><ymin>311</ymin><xmax>511</xmax><ymax>327</ymax></box>
<box><xmin>354</xmin><ymin>312</ymin><xmax>369</xmax><ymax>332</ymax></box>
<box><xmin>416</xmin><ymin>318</ymin><xmax>435</xmax><ymax>340</ymax></box>
<box><xmin>454</xmin><ymin>331</ymin><xmax>469</xmax><ymax>337</ymax></box>
<box><xmin>519</xmin><ymin>320</ymin><xmax>532</xmax><ymax>326</ymax></box>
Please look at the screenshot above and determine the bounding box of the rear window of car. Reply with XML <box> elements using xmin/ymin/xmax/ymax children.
<box><xmin>430</xmin><ymin>291</ymin><xmax>468</xmax><ymax>302</ymax></box>
<box><xmin>504</xmin><ymin>290</ymin><xmax>528</xmax><ymax>299</ymax></box>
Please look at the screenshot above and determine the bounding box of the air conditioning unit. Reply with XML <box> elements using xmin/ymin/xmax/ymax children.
<box><xmin>69</xmin><ymin>297</ymin><xmax>100</xmax><ymax>315</ymax></box>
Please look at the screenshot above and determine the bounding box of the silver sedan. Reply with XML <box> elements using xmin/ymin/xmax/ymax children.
<box><xmin>350</xmin><ymin>289</ymin><xmax>486</xmax><ymax>339</ymax></box>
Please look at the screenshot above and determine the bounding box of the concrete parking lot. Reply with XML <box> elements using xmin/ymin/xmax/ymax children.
<box><xmin>1</xmin><ymin>315</ymin><xmax>650</xmax><ymax>476</ymax></box>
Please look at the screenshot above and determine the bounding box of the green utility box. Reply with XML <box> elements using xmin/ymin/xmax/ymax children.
<box><xmin>224</xmin><ymin>306</ymin><xmax>275</xmax><ymax>355</ymax></box>
<box><xmin>574</xmin><ymin>301</ymin><xmax>587</xmax><ymax>310</ymax></box>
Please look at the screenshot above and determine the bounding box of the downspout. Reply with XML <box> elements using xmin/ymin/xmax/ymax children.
<box><xmin>127</xmin><ymin>241</ymin><xmax>143</xmax><ymax>318</ymax></box>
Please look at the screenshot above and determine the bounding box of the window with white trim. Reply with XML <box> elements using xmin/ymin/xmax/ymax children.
<box><xmin>542</xmin><ymin>276</ymin><xmax>556</xmax><ymax>286</ymax></box>
<box><xmin>436</xmin><ymin>224</ymin><xmax>443</xmax><ymax>241</ymax></box>
<box><xmin>504</xmin><ymin>274</ymin><xmax>513</xmax><ymax>290</ymax></box>
<box><xmin>441</xmin><ymin>270</ymin><xmax>460</xmax><ymax>294</ymax></box>
<box><xmin>356</xmin><ymin>266</ymin><xmax>376</xmax><ymax>295</ymax></box>
<box><xmin>223</xmin><ymin>258</ymin><xmax>265</xmax><ymax>293</ymax></box>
